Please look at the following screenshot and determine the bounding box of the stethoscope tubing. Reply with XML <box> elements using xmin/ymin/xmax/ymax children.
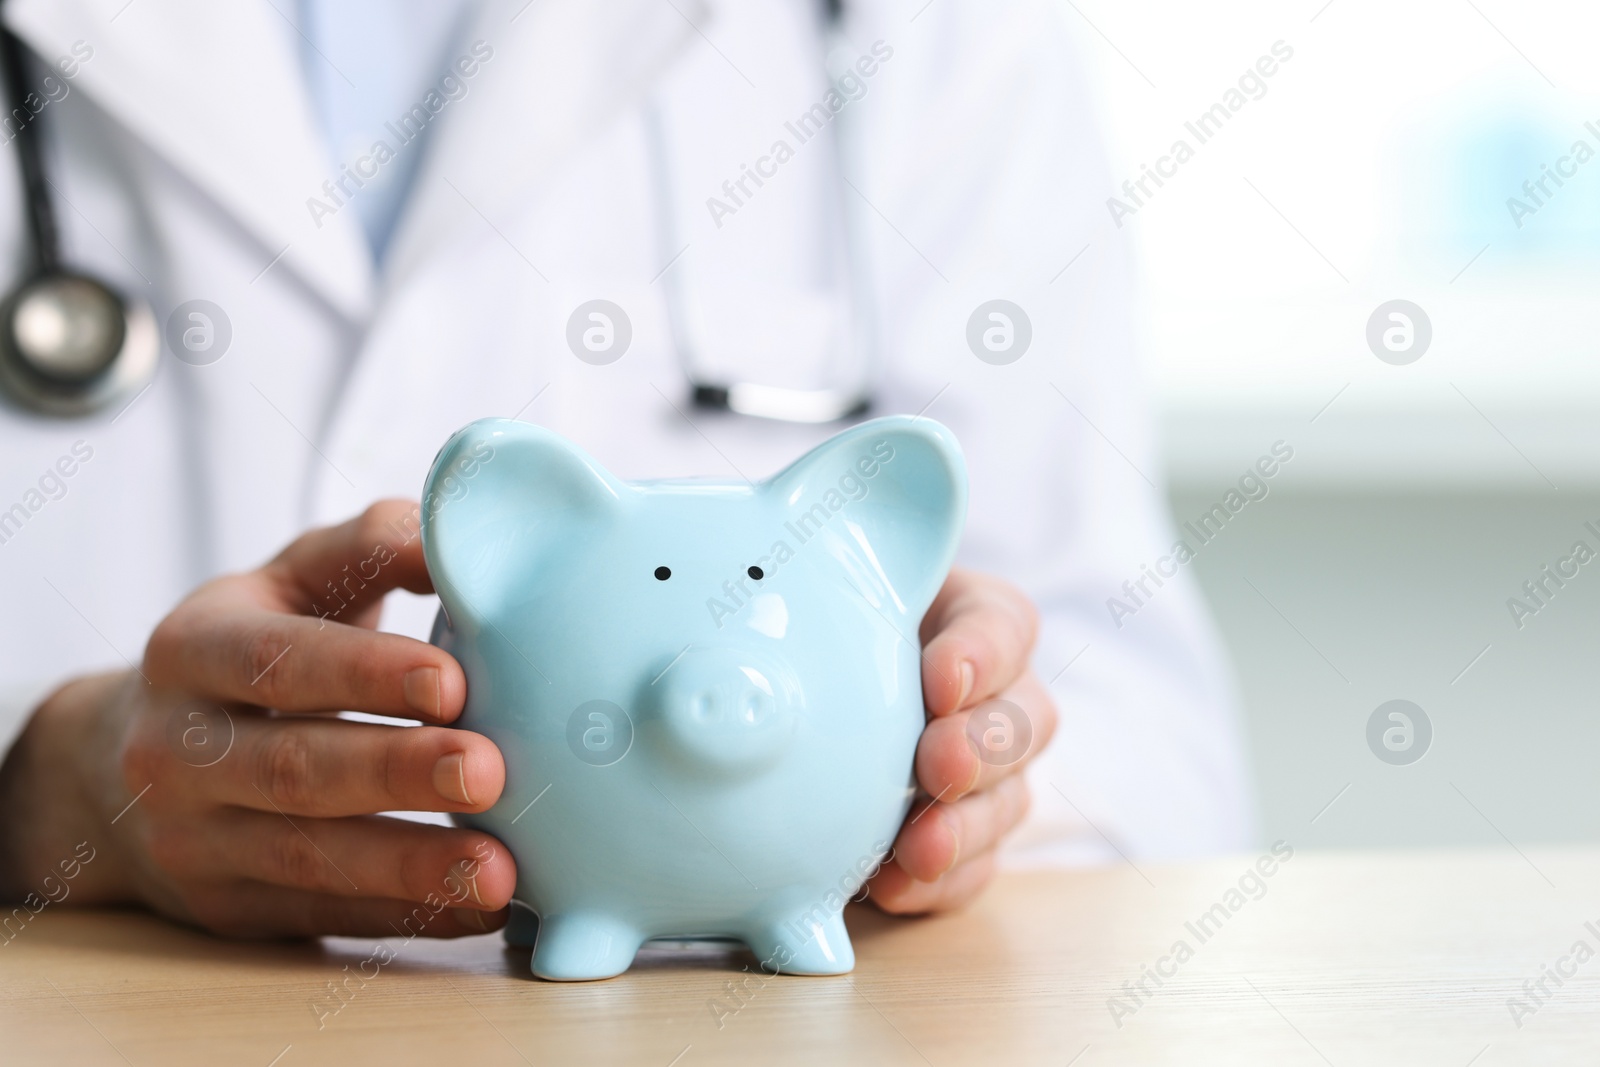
<box><xmin>0</xmin><ymin>24</ymin><xmax>58</xmax><ymax>276</ymax></box>
<box><xmin>649</xmin><ymin>1</ymin><xmax>875</xmax><ymax>424</ymax></box>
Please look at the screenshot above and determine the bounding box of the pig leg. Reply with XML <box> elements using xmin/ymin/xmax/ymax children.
<box><xmin>502</xmin><ymin>903</ymin><xmax>540</xmax><ymax>949</ymax></box>
<box><xmin>529</xmin><ymin>912</ymin><xmax>643</xmax><ymax>981</ymax></box>
<box><xmin>744</xmin><ymin>909</ymin><xmax>855</xmax><ymax>976</ymax></box>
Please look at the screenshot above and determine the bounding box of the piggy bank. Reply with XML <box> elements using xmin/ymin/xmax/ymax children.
<box><xmin>422</xmin><ymin>415</ymin><xmax>966</xmax><ymax>980</ymax></box>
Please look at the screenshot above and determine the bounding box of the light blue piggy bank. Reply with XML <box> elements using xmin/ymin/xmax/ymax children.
<box><xmin>422</xmin><ymin>415</ymin><xmax>966</xmax><ymax>980</ymax></box>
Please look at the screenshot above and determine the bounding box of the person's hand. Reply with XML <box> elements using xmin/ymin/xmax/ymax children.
<box><xmin>0</xmin><ymin>501</ymin><xmax>516</xmax><ymax>937</ymax></box>
<box><xmin>867</xmin><ymin>566</ymin><xmax>1057</xmax><ymax>913</ymax></box>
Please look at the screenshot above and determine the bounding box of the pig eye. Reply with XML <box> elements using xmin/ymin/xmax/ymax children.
<box><xmin>747</xmin><ymin>566</ymin><xmax>764</xmax><ymax>580</ymax></box>
<box><xmin>654</xmin><ymin>566</ymin><xmax>671</xmax><ymax>581</ymax></box>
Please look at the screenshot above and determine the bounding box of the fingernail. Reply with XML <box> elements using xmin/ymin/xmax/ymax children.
<box><xmin>433</xmin><ymin>752</ymin><xmax>472</xmax><ymax>805</ymax></box>
<box><xmin>452</xmin><ymin>907</ymin><xmax>489</xmax><ymax>932</ymax></box>
<box><xmin>447</xmin><ymin>860</ymin><xmax>486</xmax><ymax>905</ymax></box>
<box><xmin>404</xmin><ymin>666</ymin><xmax>441</xmax><ymax>717</ymax></box>
<box><xmin>956</xmin><ymin>661</ymin><xmax>975</xmax><ymax>709</ymax></box>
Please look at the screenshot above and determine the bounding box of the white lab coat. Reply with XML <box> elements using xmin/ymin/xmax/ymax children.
<box><xmin>0</xmin><ymin>0</ymin><xmax>1253</xmax><ymax>863</ymax></box>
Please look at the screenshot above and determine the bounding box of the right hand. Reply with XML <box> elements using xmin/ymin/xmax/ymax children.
<box><xmin>0</xmin><ymin>500</ymin><xmax>517</xmax><ymax>938</ymax></box>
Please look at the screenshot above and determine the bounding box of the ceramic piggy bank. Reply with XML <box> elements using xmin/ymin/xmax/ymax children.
<box><xmin>422</xmin><ymin>415</ymin><xmax>966</xmax><ymax>980</ymax></box>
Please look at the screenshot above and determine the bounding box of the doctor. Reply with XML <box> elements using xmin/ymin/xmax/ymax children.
<box><xmin>0</xmin><ymin>0</ymin><xmax>1252</xmax><ymax>937</ymax></box>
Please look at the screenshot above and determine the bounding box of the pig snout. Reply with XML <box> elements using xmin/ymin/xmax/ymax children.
<box><xmin>648</xmin><ymin>646</ymin><xmax>799</xmax><ymax>775</ymax></box>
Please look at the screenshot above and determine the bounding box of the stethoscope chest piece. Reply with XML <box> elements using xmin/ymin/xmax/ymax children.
<box><xmin>0</xmin><ymin>271</ymin><xmax>157</xmax><ymax>417</ymax></box>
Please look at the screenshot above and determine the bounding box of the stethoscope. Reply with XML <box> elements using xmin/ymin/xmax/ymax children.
<box><xmin>0</xmin><ymin>6</ymin><xmax>869</xmax><ymax>423</ymax></box>
<box><xmin>0</xmin><ymin>24</ymin><xmax>157</xmax><ymax>418</ymax></box>
<box><xmin>651</xmin><ymin>0</ymin><xmax>875</xmax><ymax>424</ymax></box>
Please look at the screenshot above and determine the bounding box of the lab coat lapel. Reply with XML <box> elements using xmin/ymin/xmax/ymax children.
<box><xmin>4</xmin><ymin>0</ymin><xmax>376</xmax><ymax>320</ymax></box>
<box><xmin>380</xmin><ymin>0</ymin><xmax>707</xmax><ymax>295</ymax></box>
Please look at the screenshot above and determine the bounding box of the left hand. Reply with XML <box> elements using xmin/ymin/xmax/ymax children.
<box><xmin>867</xmin><ymin>566</ymin><xmax>1057</xmax><ymax>913</ymax></box>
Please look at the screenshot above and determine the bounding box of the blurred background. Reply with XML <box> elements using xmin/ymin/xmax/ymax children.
<box><xmin>1066</xmin><ymin>0</ymin><xmax>1600</xmax><ymax>851</ymax></box>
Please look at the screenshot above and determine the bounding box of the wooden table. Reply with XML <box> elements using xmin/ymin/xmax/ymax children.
<box><xmin>3</xmin><ymin>847</ymin><xmax>1598</xmax><ymax>1065</ymax></box>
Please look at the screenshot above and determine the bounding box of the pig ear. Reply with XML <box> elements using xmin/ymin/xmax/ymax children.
<box><xmin>764</xmin><ymin>415</ymin><xmax>967</xmax><ymax>621</ymax></box>
<box><xmin>421</xmin><ymin>419</ymin><xmax>626</xmax><ymax>619</ymax></box>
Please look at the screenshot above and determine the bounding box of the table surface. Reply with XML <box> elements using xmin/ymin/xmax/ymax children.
<box><xmin>3</xmin><ymin>847</ymin><xmax>1598</xmax><ymax>1066</ymax></box>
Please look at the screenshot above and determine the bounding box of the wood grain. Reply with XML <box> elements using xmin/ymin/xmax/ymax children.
<box><xmin>3</xmin><ymin>848</ymin><xmax>1598</xmax><ymax>1065</ymax></box>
